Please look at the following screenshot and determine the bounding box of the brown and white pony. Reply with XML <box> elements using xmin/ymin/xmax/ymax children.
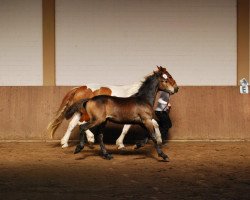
<box><xmin>65</xmin><ymin>67</ymin><xmax>178</xmax><ymax>161</ymax></box>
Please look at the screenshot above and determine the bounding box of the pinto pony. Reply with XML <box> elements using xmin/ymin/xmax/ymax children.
<box><xmin>65</xmin><ymin>67</ymin><xmax>178</xmax><ymax>161</ymax></box>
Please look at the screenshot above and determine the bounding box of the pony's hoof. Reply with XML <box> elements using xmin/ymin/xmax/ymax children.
<box><xmin>159</xmin><ymin>153</ymin><xmax>170</xmax><ymax>162</ymax></box>
<box><xmin>133</xmin><ymin>142</ymin><xmax>143</xmax><ymax>150</ymax></box>
<box><xmin>117</xmin><ymin>144</ymin><xmax>125</xmax><ymax>150</ymax></box>
<box><xmin>87</xmin><ymin>143</ymin><xmax>95</xmax><ymax>149</ymax></box>
<box><xmin>103</xmin><ymin>153</ymin><xmax>113</xmax><ymax>160</ymax></box>
<box><xmin>119</xmin><ymin>146</ymin><xmax>126</xmax><ymax>151</ymax></box>
<box><xmin>162</xmin><ymin>140</ymin><xmax>168</xmax><ymax>146</ymax></box>
<box><xmin>88</xmin><ymin>138</ymin><xmax>95</xmax><ymax>144</ymax></box>
<box><xmin>60</xmin><ymin>138</ymin><xmax>67</xmax><ymax>145</ymax></box>
<box><xmin>163</xmin><ymin>156</ymin><xmax>170</xmax><ymax>162</ymax></box>
<box><xmin>61</xmin><ymin>143</ymin><xmax>69</xmax><ymax>148</ymax></box>
<box><xmin>74</xmin><ymin>145</ymin><xmax>84</xmax><ymax>154</ymax></box>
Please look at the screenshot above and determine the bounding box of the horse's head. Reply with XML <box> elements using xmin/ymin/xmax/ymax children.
<box><xmin>155</xmin><ymin>66</ymin><xmax>179</xmax><ymax>95</ymax></box>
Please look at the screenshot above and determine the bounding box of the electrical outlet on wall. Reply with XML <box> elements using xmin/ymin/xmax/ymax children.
<box><xmin>240</xmin><ymin>78</ymin><xmax>249</xmax><ymax>94</ymax></box>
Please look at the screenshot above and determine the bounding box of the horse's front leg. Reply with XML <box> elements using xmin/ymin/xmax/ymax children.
<box><xmin>78</xmin><ymin>121</ymin><xmax>95</xmax><ymax>144</ymax></box>
<box><xmin>134</xmin><ymin>119</ymin><xmax>162</xmax><ymax>149</ymax></box>
<box><xmin>116</xmin><ymin>124</ymin><xmax>131</xmax><ymax>149</ymax></box>
<box><xmin>74</xmin><ymin>119</ymin><xmax>104</xmax><ymax>154</ymax></box>
<box><xmin>143</xmin><ymin>119</ymin><xmax>169</xmax><ymax>162</ymax></box>
<box><xmin>152</xmin><ymin>119</ymin><xmax>162</xmax><ymax>145</ymax></box>
<box><xmin>98</xmin><ymin>123</ymin><xmax>113</xmax><ymax>160</ymax></box>
<box><xmin>134</xmin><ymin>137</ymin><xmax>148</xmax><ymax>149</ymax></box>
<box><xmin>74</xmin><ymin>125</ymin><xmax>87</xmax><ymax>154</ymax></box>
<box><xmin>61</xmin><ymin>113</ymin><xmax>81</xmax><ymax>148</ymax></box>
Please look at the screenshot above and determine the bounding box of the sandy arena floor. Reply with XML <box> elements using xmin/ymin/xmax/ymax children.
<box><xmin>0</xmin><ymin>141</ymin><xmax>249</xmax><ymax>200</ymax></box>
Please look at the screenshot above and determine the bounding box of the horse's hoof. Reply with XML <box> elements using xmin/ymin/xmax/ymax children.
<box><xmin>133</xmin><ymin>143</ymin><xmax>143</xmax><ymax>150</ymax></box>
<box><xmin>88</xmin><ymin>145</ymin><xmax>95</xmax><ymax>149</ymax></box>
<box><xmin>61</xmin><ymin>143</ymin><xmax>69</xmax><ymax>148</ymax></box>
<box><xmin>87</xmin><ymin>142</ymin><xmax>95</xmax><ymax>149</ymax></box>
<box><xmin>159</xmin><ymin>153</ymin><xmax>170</xmax><ymax>162</ymax></box>
<box><xmin>61</xmin><ymin>139</ymin><xmax>67</xmax><ymax>145</ymax></box>
<box><xmin>117</xmin><ymin>144</ymin><xmax>126</xmax><ymax>150</ymax></box>
<box><xmin>119</xmin><ymin>146</ymin><xmax>126</xmax><ymax>151</ymax></box>
<box><xmin>88</xmin><ymin>138</ymin><xmax>95</xmax><ymax>144</ymax></box>
<box><xmin>103</xmin><ymin>153</ymin><xmax>113</xmax><ymax>160</ymax></box>
<box><xmin>74</xmin><ymin>145</ymin><xmax>84</xmax><ymax>154</ymax></box>
<box><xmin>162</xmin><ymin>140</ymin><xmax>168</xmax><ymax>146</ymax></box>
<box><xmin>163</xmin><ymin>156</ymin><xmax>170</xmax><ymax>162</ymax></box>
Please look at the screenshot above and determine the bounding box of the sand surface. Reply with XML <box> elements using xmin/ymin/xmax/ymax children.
<box><xmin>0</xmin><ymin>142</ymin><xmax>249</xmax><ymax>200</ymax></box>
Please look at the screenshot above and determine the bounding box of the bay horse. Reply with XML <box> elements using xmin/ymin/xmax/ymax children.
<box><xmin>65</xmin><ymin>67</ymin><xmax>179</xmax><ymax>161</ymax></box>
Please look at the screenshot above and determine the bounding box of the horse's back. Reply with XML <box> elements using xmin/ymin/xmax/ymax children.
<box><xmin>73</xmin><ymin>87</ymin><xmax>94</xmax><ymax>102</ymax></box>
<box><xmin>93</xmin><ymin>87</ymin><xmax>112</xmax><ymax>96</ymax></box>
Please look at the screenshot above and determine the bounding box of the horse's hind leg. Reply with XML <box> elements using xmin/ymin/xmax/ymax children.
<box><xmin>134</xmin><ymin>137</ymin><xmax>148</xmax><ymax>150</ymax></box>
<box><xmin>143</xmin><ymin>119</ymin><xmax>169</xmax><ymax>161</ymax></box>
<box><xmin>74</xmin><ymin>120</ymin><xmax>102</xmax><ymax>154</ymax></box>
<box><xmin>97</xmin><ymin>123</ymin><xmax>113</xmax><ymax>160</ymax></box>
<box><xmin>134</xmin><ymin>119</ymin><xmax>161</xmax><ymax>150</ymax></box>
<box><xmin>61</xmin><ymin>113</ymin><xmax>81</xmax><ymax>148</ymax></box>
<box><xmin>74</xmin><ymin>127</ymin><xmax>87</xmax><ymax>154</ymax></box>
<box><xmin>78</xmin><ymin>121</ymin><xmax>95</xmax><ymax>144</ymax></box>
<box><xmin>116</xmin><ymin>124</ymin><xmax>131</xmax><ymax>149</ymax></box>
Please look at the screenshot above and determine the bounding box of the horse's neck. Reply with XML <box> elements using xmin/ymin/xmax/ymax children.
<box><xmin>137</xmin><ymin>81</ymin><xmax>159</xmax><ymax>106</ymax></box>
<box><xmin>141</xmin><ymin>89</ymin><xmax>158</xmax><ymax>106</ymax></box>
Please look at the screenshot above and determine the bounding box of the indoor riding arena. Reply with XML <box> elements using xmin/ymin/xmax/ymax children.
<box><xmin>0</xmin><ymin>0</ymin><xmax>250</xmax><ymax>200</ymax></box>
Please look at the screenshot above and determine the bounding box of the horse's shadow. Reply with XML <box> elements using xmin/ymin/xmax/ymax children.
<box><xmin>51</xmin><ymin>141</ymin><xmax>166</xmax><ymax>162</ymax></box>
<box><xmin>71</xmin><ymin>146</ymin><xmax>160</xmax><ymax>161</ymax></box>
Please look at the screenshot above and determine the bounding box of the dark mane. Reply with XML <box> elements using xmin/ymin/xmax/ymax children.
<box><xmin>131</xmin><ymin>72</ymin><xmax>160</xmax><ymax>106</ymax></box>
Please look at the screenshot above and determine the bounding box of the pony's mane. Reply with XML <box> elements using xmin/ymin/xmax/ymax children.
<box><xmin>133</xmin><ymin>71</ymin><xmax>160</xmax><ymax>98</ymax></box>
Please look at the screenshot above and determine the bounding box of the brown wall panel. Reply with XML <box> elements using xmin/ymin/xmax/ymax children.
<box><xmin>170</xmin><ymin>87</ymin><xmax>250</xmax><ymax>140</ymax></box>
<box><xmin>43</xmin><ymin>0</ymin><xmax>55</xmax><ymax>86</ymax></box>
<box><xmin>0</xmin><ymin>87</ymin><xmax>249</xmax><ymax>141</ymax></box>
<box><xmin>237</xmin><ymin>0</ymin><xmax>250</xmax><ymax>84</ymax></box>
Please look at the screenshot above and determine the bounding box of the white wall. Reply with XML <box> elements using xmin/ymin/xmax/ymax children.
<box><xmin>56</xmin><ymin>0</ymin><xmax>237</xmax><ymax>86</ymax></box>
<box><xmin>0</xmin><ymin>0</ymin><xmax>42</xmax><ymax>86</ymax></box>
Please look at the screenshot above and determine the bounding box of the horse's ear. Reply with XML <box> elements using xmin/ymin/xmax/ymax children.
<box><xmin>160</xmin><ymin>66</ymin><xmax>167</xmax><ymax>73</ymax></box>
<box><xmin>157</xmin><ymin>66</ymin><xmax>164</xmax><ymax>71</ymax></box>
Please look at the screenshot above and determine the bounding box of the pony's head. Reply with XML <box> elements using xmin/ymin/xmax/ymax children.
<box><xmin>155</xmin><ymin>66</ymin><xmax>179</xmax><ymax>94</ymax></box>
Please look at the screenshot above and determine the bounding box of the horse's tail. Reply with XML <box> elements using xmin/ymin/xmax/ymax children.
<box><xmin>65</xmin><ymin>98</ymin><xmax>89</xmax><ymax>120</ymax></box>
<box><xmin>47</xmin><ymin>86</ymin><xmax>82</xmax><ymax>138</ymax></box>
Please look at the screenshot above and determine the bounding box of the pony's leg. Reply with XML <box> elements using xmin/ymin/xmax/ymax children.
<box><xmin>74</xmin><ymin>128</ymin><xmax>86</xmax><ymax>154</ymax></box>
<box><xmin>91</xmin><ymin>121</ymin><xmax>113</xmax><ymax>160</ymax></box>
<box><xmin>143</xmin><ymin>119</ymin><xmax>169</xmax><ymax>161</ymax></box>
<box><xmin>134</xmin><ymin>119</ymin><xmax>162</xmax><ymax>150</ymax></box>
<box><xmin>152</xmin><ymin>119</ymin><xmax>162</xmax><ymax>144</ymax></box>
<box><xmin>134</xmin><ymin>137</ymin><xmax>148</xmax><ymax>149</ymax></box>
<box><xmin>115</xmin><ymin>124</ymin><xmax>131</xmax><ymax>149</ymax></box>
<box><xmin>74</xmin><ymin>120</ymin><xmax>102</xmax><ymax>154</ymax></box>
<box><xmin>77</xmin><ymin>121</ymin><xmax>95</xmax><ymax>144</ymax></box>
<box><xmin>98</xmin><ymin>133</ymin><xmax>113</xmax><ymax>160</ymax></box>
<box><xmin>61</xmin><ymin>113</ymin><xmax>81</xmax><ymax>148</ymax></box>
<box><xmin>85</xmin><ymin>130</ymin><xmax>95</xmax><ymax>144</ymax></box>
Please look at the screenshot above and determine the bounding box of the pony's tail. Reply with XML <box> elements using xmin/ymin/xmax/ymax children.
<box><xmin>47</xmin><ymin>87</ymin><xmax>81</xmax><ymax>138</ymax></box>
<box><xmin>65</xmin><ymin>99</ymin><xmax>89</xmax><ymax>120</ymax></box>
